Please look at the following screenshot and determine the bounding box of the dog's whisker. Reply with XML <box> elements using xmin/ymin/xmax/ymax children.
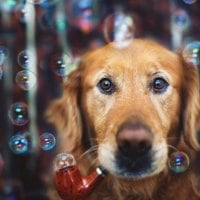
<box><xmin>88</xmin><ymin>137</ymin><xmax>103</xmax><ymax>145</ymax></box>
<box><xmin>167</xmin><ymin>144</ymin><xmax>179</xmax><ymax>152</ymax></box>
<box><xmin>154</xmin><ymin>144</ymin><xmax>178</xmax><ymax>155</ymax></box>
<box><xmin>79</xmin><ymin>145</ymin><xmax>99</xmax><ymax>160</ymax></box>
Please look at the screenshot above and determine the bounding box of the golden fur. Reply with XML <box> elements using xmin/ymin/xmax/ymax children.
<box><xmin>47</xmin><ymin>39</ymin><xmax>200</xmax><ymax>200</ymax></box>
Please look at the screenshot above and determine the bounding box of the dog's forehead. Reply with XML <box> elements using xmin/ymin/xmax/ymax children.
<box><xmin>82</xmin><ymin>39</ymin><xmax>182</xmax><ymax>77</ymax></box>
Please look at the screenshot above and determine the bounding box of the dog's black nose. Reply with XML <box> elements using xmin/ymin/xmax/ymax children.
<box><xmin>116</xmin><ymin>123</ymin><xmax>153</xmax><ymax>158</ymax></box>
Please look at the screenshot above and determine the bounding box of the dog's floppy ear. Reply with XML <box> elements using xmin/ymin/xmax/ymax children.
<box><xmin>46</xmin><ymin>68</ymin><xmax>83</xmax><ymax>152</ymax></box>
<box><xmin>181</xmin><ymin>56</ymin><xmax>200</xmax><ymax>150</ymax></box>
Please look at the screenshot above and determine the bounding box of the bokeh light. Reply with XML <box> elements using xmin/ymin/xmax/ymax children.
<box><xmin>27</xmin><ymin>0</ymin><xmax>44</xmax><ymax>4</ymax></box>
<box><xmin>172</xmin><ymin>9</ymin><xmax>190</xmax><ymax>31</ymax></box>
<box><xmin>9</xmin><ymin>132</ymin><xmax>30</xmax><ymax>154</ymax></box>
<box><xmin>0</xmin><ymin>67</ymin><xmax>3</xmax><ymax>80</ymax></box>
<box><xmin>39</xmin><ymin>132</ymin><xmax>56</xmax><ymax>151</ymax></box>
<box><xmin>17</xmin><ymin>50</ymin><xmax>31</xmax><ymax>69</ymax></box>
<box><xmin>1</xmin><ymin>0</ymin><xmax>18</xmax><ymax>11</ymax></box>
<box><xmin>103</xmin><ymin>12</ymin><xmax>134</xmax><ymax>48</ymax></box>
<box><xmin>41</xmin><ymin>0</ymin><xmax>59</xmax><ymax>8</ymax></box>
<box><xmin>56</xmin><ymin>12</ymin><xmax>67</xmax><ymax>32</ymax></box>
<box><xmin>168</xmin><ymin>151</ymin><xmax>190</xmax><ymax>173</ymax></box>
<box><xmin>15</xmin><ymin>70</ymin><xmax>37</xmax><ymax>90</ymax></box>
<box><xmin>67</xmin><ymin>0</ymin><xmax>101</xmax><ymax>33</ymax></box>
<box><xmin>8</xmin><ymin>102</ymin><xmax>29</xmax><ymax>126</ymax></box>
<box><xmin>15</xmin><ymin>4</ymin><xmax>28</xmax><ymax>23</ymax></box>
<box><xmin>54</xmin><ymin>153</ymin><xmax>76</xmax><ymax>171</ymax></box>
<box><xmin>0</xmin><ymin>46</ymin><xmax>8</xmax><ymax>65</ymax></box>
<box><xmin>182</xmin><ymin>0</ymin><xmax>197</xmax><ymax>4</ymax></box>
<box><xmin>183</xmin><ymin>41</ymin><xmax>200</xmax><ymax>67</ymax></box>
<box><xmin>39</xmin><ymin>12</ymin><xmax>56</xmax><ymax>30</ymax></box>
<box><xmin>0</xmin><ymin>153</ymin><xmax>5</xmax><ymax>174</ymax></box>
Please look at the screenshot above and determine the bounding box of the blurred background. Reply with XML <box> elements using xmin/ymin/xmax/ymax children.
<box><xmin>0</xmin><ymin>0</ymin><xmax>200</xmax><ymax>199</ymax></box>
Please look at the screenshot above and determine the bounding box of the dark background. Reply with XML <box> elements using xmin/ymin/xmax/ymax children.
<box><xmin>0</xmin><ymin>0</ymin><xmax>199</xmax><ymax>199</ymax></box>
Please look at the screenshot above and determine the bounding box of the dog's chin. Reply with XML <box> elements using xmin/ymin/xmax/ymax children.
<box><xmin>98</xmin><ymin>141</ymin><xmax>168</xmax><ymax>181</ymax></box>
<box><xmin>107</xmin><ymin>163</ymin><xmax>164</xmax><ymax>181</ymax></box>
<box><xmin>113</xmin><ymin>170</ymin><xmax>154</xmax><ymax>180</ymax></box>
<box><xmin>111</xmin><ymin>151</ymin><xmax>157</xmax><ymax>180</ymax></box>
<box><xmin>99</xmin><ymin>151</ymin><xmax>167</xmax><ymax>181</ymax></box>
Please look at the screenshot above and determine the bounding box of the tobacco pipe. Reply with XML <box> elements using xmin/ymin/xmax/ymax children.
<box><xmin>54</xmin><ymin>153</ymin><xmax>106</xmax><ymax>200</ymax></box>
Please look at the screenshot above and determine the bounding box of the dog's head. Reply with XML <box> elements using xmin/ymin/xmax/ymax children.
<box><xmin>47</xmin><ymin>39</ymin><xmax>200</xmax><ymax>180</ymax></box>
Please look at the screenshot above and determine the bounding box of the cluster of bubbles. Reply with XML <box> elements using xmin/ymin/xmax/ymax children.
<box><xmin>8</xmin><ymin>102</ymin><xmax>56</xmax><ymax>154</ymax></box>
<box><xmin>168</xmin><ymin>151</ymin><xmax>190</xmax><ymax>173</ymax></box>
<box><xmin>15</xmin><ymin>50</ymin><xmax>37</xmax><ymax>90</ymax></box>
<box><xmin>1</xmin><ymin>0</ymin><xmax>199</xmax><ymax>160</ymax></box>
<box><xmin>8</xmin><ymin>103</ymin><xmax>30</xmax><ymax>154</ymax></box>
<box><xmin>12</xmin><ymin>0</ymin><xmax>101</xmax><ymax>32</ymax></box>
<box><xmin>4</xmin><ymin>0</ymin><xmax>136</xmax><ymax>49</ymax></box>
<box><xmin>9</xmin><ymin>131</ymin><xmax>56</xmax><ymax>154</ymax></box>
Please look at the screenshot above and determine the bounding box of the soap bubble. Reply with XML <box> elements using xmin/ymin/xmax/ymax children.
<box><xmin>183</xmin><ymin>0</ymin><xmax>197</xmax><ymax>4</ymax></box>
<box><xmin>17</xmin><ymin>50</ymin><xmax>32</xmax><ymax>69</ymax></box>
<box><xmin>103</xmin><ymin>12</ymin><xmax>134</xmax><ymax>48</ymax></box>
<box><xmin>54</xmin><ymin>153</ymin><xmax>76</xmax><ymax>171</ymax></box>
<box><xmin>8</xmin><ymin>102</ymin><xmax>29</xmax><ymax>126</ymax></box>
<box><xmin>9</xmin><ymin>132</ymin><xmax>30</xmax><ymax>154</ymax></box>
<box><xmin>15</xmin><ymin>70</ymin><xmax>37</xmax><ymax>90</ymax></box>
<box><xmin>172</xmin><ymin>9</ymin><xmax>190</xmax><ymax>31</ymax></box>
<box><xmin>168</xmin><ymin>151</ymin><xmax>190</xmax><ymax>173</ymax></box>
<box><xmin>51</xmin><ymin>53</ymin><xmax>74</xmax><ymax>77</ymax></box>
<box><xmin>183</xmin><ymin>41</ymin><xmax>200</xmax><ymax>67</ymax></box>
<box><xmin>39</xmin><ymin>132</ymin><xmax>56</xmax><ymax>151</ymax></box>
<box><xmin>0</xmin><ymin>46</ymin><xmax>8</xmax><ymax>65</ymax></box>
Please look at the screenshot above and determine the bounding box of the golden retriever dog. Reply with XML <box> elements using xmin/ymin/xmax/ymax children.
<box><xmin>47</xmin><ymin>39</ymin><xmax>200</xmax><ymax>200</ymax></box>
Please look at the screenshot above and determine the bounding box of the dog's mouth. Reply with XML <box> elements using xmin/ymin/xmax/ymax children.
<box><xmin>98</xmin><ymin>141</ymin><xmax>168</xmax><ymax>180</ymax></box>
<box><xmin>114</xmin><ymin>150</ymin><xmax>154</xmax><ymax>179</ymax></box>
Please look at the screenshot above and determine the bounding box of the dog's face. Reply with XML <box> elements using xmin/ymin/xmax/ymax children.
<box><xmin>81</xmin><ymin>40</ymin><xmax>184</xmax><ymax>179</ymax></box>
<box><xmin>48</xmin><ymin>39</ymin><xmax>199</xmax><ymax>181</ymax></box>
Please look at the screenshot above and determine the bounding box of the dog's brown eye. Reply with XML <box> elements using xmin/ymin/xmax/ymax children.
<box><xmin>152</xmin><ymin>77</ymin><xmax>168</xmax><ymax>93</ymax></box>
<box><xmin>97</xmin><ymin>78</ymin><xmax>115</xmax><ymax>94</ymax></box>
